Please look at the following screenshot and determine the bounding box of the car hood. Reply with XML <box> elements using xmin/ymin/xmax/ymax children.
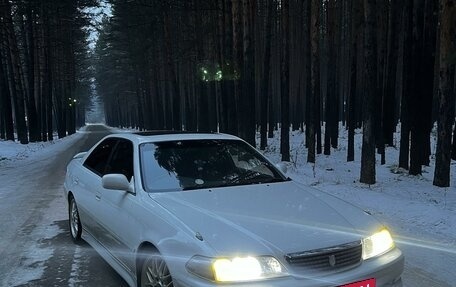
<box><xmin>149</xmin><ymin>181</ymin><xmax>381</xmax><ymax>256</ymax></box>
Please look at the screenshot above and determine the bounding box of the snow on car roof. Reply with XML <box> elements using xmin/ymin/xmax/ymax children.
<box><xmin>107</xmin><ymin>131</ymin><xmax>242</xmax><ymax>144</ymax></box>
<box><xmin>133</xmin><ymin>130</ymin><xmax>205</xmax><ymax>136</ymax></box>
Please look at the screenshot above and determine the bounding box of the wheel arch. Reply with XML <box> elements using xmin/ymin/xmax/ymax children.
<box><xmin>67</xmin><ymin>191</ymin><xmax>82</xmax><ymax>243</ymax></box>
<box><xmin>67</xmin><ymin>191</ymin><xmax>74</xmax><ymax>202</ymax></box>
<box><xmin>136</xmin><ymin>242</ymin><xmax>160</xmax><ymax>286</ymax></box>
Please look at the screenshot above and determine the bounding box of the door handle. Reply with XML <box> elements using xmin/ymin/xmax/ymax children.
<box><xmin>95</xmin><ymin>195</ymin><xmax>101</xmax><ymax>201</ymax></box>
<box><xmin>73</xmin><ymin>177</ymin><xmax>79</xmax><ymax>185</ymax></box>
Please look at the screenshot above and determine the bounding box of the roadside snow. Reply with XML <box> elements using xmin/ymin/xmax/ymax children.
<box><xmin>0</xmin><ymin>138</ymin><xmax>57</xmax><ymax>163</ymax></box>
<box><xmin>0</xmin><ymin>133</ymin><xmax>82</xmax><ymax>164</ymax></box>
<box><xmin>0</xmin><ymin>124</ymin><xmax>121</xmax><ymax>165</ymax></box>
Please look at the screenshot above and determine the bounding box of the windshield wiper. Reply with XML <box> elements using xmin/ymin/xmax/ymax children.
<box><xmin>227</xmin><ymin>170</ymin><xmax>283</xmax><ymax>185</ymax></box>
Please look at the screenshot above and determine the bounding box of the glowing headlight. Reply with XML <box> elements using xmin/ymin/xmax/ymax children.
<box><xmin>363</xmin><ymin>229</ymin><xmax>395</xmax><ymax>260</ymax></box>
<box><xmin>186</xmin><ymin>256</ymin><xmax>288</xmax><ymax>282</ymax></box>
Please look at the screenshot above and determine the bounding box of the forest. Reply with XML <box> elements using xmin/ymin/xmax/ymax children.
<box><xmin>0</xmin><ymin>0</ymin><xmax>455</xmax><ymax>187</ymax></box>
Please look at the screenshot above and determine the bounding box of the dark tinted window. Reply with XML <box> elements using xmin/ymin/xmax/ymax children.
<box><xmin>83</xmin><ymin>138</ymin><xmax>117</xmax><ymax>176</ymax></box>
<box><xmin>140</xmin><ymin>139</ymin><xmax>286</xmax><ymax>192</ymax></box>
<box><xmin>106</xmin><ymin>139</ymin><xmax>134</xmax><ymax>181</ymax></box>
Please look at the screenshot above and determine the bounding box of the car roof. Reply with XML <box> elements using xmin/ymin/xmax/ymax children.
<box><xmin>105</xmin><ymin>130</ymin><xmax>242</xmax><ymax>144</ymax></box>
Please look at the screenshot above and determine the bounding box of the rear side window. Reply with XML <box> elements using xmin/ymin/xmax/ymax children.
<box><xmin>84</xmin><ymin>138</ymin><xmax>117</xmax><ymax>176</ymax></box>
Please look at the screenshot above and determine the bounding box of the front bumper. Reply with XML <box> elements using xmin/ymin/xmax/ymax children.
<box><xmin>173</xmin><ymin>248</ymin><xmax>404</xmax><ymax>287</ymax></box>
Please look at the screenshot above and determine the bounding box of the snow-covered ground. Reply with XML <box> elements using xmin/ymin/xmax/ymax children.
<box><xmin>0</xmin><ymin>124</ymin><xmax>118</xmax><ymax>165</ymax></box>
<box><xmin>0</xmin><ymin>125</ymin><xmax>454</xmax><ymax>286</ymax></box>
<box><xmin>0</xmin><ymin>136</ymin><xmax>66</xmax><ymax>163</ymax></box>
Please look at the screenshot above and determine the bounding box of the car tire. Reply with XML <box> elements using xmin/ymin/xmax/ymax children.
<box><xmin>139</xmin><ymin>252</ymin><xmax>174</xmax><ymax>287</ymax></box>
<box><xmin>69</xmin><ymin>195</ymin><xmax>82</xmax><ymax>243</ymax></box>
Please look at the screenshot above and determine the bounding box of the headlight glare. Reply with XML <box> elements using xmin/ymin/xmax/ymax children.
<box><xmin>363</xmin><ymin>229</ymin><xmax>395</xmax><ymax>260</ymax></box>
<box><xmin>213</xmin><ymin>257</ymin><xmax>262</xmax><ymax>282</ymax></box>
<box><xmin>186</xmin><ymin>255</ymin><xmax>287</xmax><ymax>282</ymax></box>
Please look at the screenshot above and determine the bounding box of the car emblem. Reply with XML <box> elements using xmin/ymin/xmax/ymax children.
<box><xmin>329</xmin><ymin>255</ymin><xmax>336</xmax><ymax>267</ymax></box>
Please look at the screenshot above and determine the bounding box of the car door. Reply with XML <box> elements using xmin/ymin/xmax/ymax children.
<box><xmin>78</xmin><ymin>137</ymin><xmax>118</xmax><ymax>242</ymax></box>
<box><xmin>98</xmin><ymin>138</ymin><xmax>138</xmax><ymax>275</ymax></box>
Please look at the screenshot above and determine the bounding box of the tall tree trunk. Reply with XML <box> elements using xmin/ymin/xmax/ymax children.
<box><xmin>134</xmin><ymin>65</ymin><xmax>145</xmax><ymax>130</ymax></box>
<box><xmin>0</xmin><ymin>65</ymin><xmax>14</xmax><ymax>141</ymax></box>
<box><xmin>409</xmin><ymin>0</ymin><xmax>437</xmax><ymax>175</ymax></box>
<box><xmin>315</xmin><ymin>1</ymin><xmax>323</xmax><ymax>156</ymax></box>
<box><xmin>39</xmin><ymin>1</ymin><xmax>53</xmax><ymax>141</ymax></box>
<box><xmin>221</xmin><ymin>0</ymin><xmax>237</xmax><ymax>135</ymax></box>
<box><xmin>305</xmin><ymin>0</ymin><xmax>312</xmax><ymax>149</ymax></box>
<box><xmin>24</xmin><ymin>5</ymin><xmax>39</xmax><ymax>142</ymax></box>
<box><xmin>433</xmin><ymin>0</ymin><xmax>456</xmax><ymax>187</ymax></box>
<box><xmin>307</xmin><ymin>0</ymin><xmax>320</xmax><ymax>164</ymax></box>
<box><xmin>280</xmin><ymin>0</ymin><xmax>290</xmax><ymax>161</ymax></box>
<box><xmin>331</xmin><ymin>0</ymin><xmax>341</xmax><ymax>150</ymax></box>
<box><xmin>217</xmin><ymin>0</ymin><xmax>227</xmax><ymax>132</ymax></box>
<box><xmin>324</xmin><ymin>0</ymin><xmax>340</xmax><ymax>156</ymax></box>
<box><xmin>360</xmin><ymin>0</ymin><xmax>377</xmax><ymax>184</ymax></box>
<box><xmin>3</xmin><ymin>0</ymin><xmax>28</xmax><ymax>144</ymax></box>
<box><xmin>164</xmin><ymin>11</ymin><xmax>181</xmax><ymax>131</ymax></box>
<box><xmin>0</xmin><ymin>28</ymin><xmax>14</xmax><ymax>141</ymax></box>
<box><xmin>268</xmin><ymin>74</ymin><xmax>275</xmax><ymax>138</ymax></box>
<box><xmin>232</xmin><ymin>0</ymin><xmax>243</xmax><ymax>136</ymax></box>
<box><xmin>242</xmin><ymin>0</ymin><xmax>256</xmax><ymax>145</ymax></box>
<box><xmin>348</xmin><ymin>0</ymin><xmax>363</xmax><ymax>162</ymax></box>
<box><xmin>193</xmin><ymin>0</ymin><xmax>209</xmax><ymax>132</ymax></box>
<box><xmin>452</xmin><ymin>123</ymin><xmax>456</xmax><ymax>161</ymax></box>
<box><xmin>399</xmin><ymin>0</ymin><xmax>413</xmax><ymax>170</ymax></box>
<box><xmin>260</xmin><ymin>0</ymin><xmax>274</xmax><ymax>150</ymax></box>
<box><xmin>421</xmin><ymin>0</ymin><xmax>439</xmax><ymax>167</ymax></box>
<box><xmin>375</xmin><ymin>0</ymin><xmax>388</xmax><ymax>165</ymax></box>
<box><xmin>0</xmin><ymin>104</ymin><xmax>4</xmax><ymax>139</ymax></box>
<box><xmin>383</xmin><ymin>0</ymin><xmax>401</xmax><ymax>147</ymax></box>
<box><xmin>45</xmin><ymin>34</ymin><xmax>53</xmax><ymax>141</ymax></box>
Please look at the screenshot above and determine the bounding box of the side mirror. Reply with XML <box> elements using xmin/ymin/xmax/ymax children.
<box><xmin>102</xmin><ymin>174</ymin><xmax>133</xmax><ymax>193</ymax></box>
<box><xmin>73</xmin><ymin>152</ymin><xmax>87</xmax><ymax>159</ymax></box>
<box><xmin>275</xmin><ymin>162</ymin><xmax>288</xmax><ymax>174</ymax></box>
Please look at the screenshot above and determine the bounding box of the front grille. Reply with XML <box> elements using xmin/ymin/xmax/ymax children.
<box><xmin>285</xmin><ymin>240</ymin><xmax>362</xmax><ymax>271</ymax></box>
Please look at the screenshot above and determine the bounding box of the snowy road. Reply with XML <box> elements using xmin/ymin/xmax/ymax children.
<box><xmin>0</xmin><ymin>125</ymin><xmax>128</xmax><ymax>286</ymax></box>
<box><xmin>0</xmin><ymin>125</ymin><xmax>454</xmax><ymax>286</ymax></box>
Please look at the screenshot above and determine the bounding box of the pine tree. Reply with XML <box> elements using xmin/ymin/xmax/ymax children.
<box><xmin>360</xmin><ymin>0</ymin><xmax>377</xmax><ymax>184</ymax></box>
<box><xmin>433</xmin><ymin>0</ymin><xmax>456</xmax><ymax>187</ymax></box>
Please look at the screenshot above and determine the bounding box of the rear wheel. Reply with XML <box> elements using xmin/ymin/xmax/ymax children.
<box><xmin>69</xmin><ymin>195</ymin><xmax>82</xmax><ymax>243</ymax></box>
<box><xmin>140</xmin><ymin>253</ymin><xmax>174</xmax><ymax>287</ymax></box>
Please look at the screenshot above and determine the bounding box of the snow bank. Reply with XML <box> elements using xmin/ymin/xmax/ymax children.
<box><xmin>0</xmin><ymin>133</ymin><xmax>81</xmax><ymax>164</ymax></box>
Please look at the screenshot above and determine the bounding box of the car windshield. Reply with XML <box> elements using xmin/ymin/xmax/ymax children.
<box><xmin>140</xmin><ymin>139</ymin><xmax>287</xmax><ymax>192</ymax></box>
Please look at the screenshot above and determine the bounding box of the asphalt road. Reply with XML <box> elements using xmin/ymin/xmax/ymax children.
<box><xmin>0</xmin><ymin>124</ymin><xmax>128</xmax><ymax>287</ymax></box>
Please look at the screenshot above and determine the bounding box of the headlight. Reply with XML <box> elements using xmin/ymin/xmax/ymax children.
<box><xmin>362</xmin><ymin>229</ymin><xmax>395</xmax><ymax>260</ymax></box>
<box><xmin>186</xmin><ymin>255</ymin><xmax>288</xmax><ymax>282</ymax></box>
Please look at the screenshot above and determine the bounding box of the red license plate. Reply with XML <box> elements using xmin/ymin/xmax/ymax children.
<box><xmin>340</xmin><ymin>278</ymin><xmax>376</xmax><ymax>287</ymax></box>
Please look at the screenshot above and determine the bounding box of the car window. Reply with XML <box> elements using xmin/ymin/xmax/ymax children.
<box><xmin>140</xmin><ymin>139</ymin><xmax>286</xmax><ymax>192</ymax></box>
<box><xmin>83</xmin><ymin>138</ymin><xmax>118</xmax><ymax>176</ymax></box>
<box><xmin>106</xmin><ymin>139</ymin><xmax>134</xmax><ymax>181</ymax></box>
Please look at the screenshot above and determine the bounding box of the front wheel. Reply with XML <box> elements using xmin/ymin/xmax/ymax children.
<box><xmin>140</xmin><ymin>253</ymin><xmax>174</xmax><ymax>287</ymax></box>
<box><xmin>69</xmin><ymin>195</ymin><xmax>82</xmax><ymax>243</ymax></box>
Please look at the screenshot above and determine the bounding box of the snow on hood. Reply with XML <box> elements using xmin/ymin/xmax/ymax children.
<box><xmin>149</xmin><ymin>181</ymin><xmax>381</xmax><ymax>256</ymax></box>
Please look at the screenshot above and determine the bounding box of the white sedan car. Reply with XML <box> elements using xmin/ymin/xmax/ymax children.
<box><xmin>64</xmin><ymin>132</ymin><xmax>404</xmax><ymax>287</ymax></box>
